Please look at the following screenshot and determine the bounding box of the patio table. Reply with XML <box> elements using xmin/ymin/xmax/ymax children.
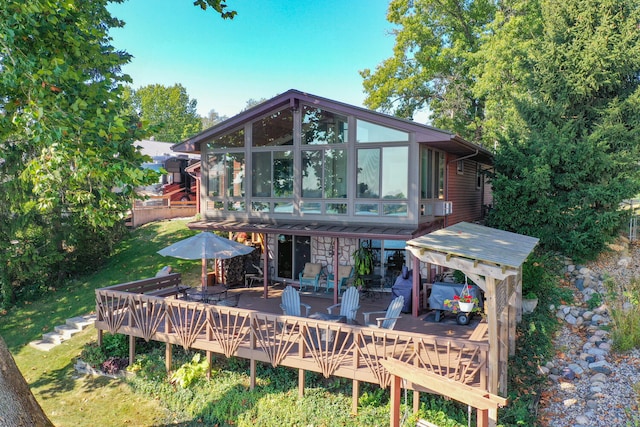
<box><xmin>185</xmin><ymin>286</ymin><xmax>228</xmax><ymax>303</ymax></box>
<box><xmin>308</xmin><ymin>312</ymin><xmax>348</xmax><ymax>347</ymax></box>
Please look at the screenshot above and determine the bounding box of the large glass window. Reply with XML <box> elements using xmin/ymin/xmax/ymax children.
<box><xmin>302</xmin><ymin>149</ymin><xmax>347</xmax><ymax>199</ymax></box>
<box><xmin>206</xmin><ymin>128</ymin><xmax>244</xmax><ymax>149</ymax></box>
<box><xmin>302</xmin><ymin>106</ymin><xmax>348</xmax><ymax>145</ymax></box>
<box><xmin>207</xmin><ymin>152</ymin><xmax>245</xmax><ymax>211</ymax></box>
<box><xmin>356</xmin><ymin>119</ymin><xmax>409</xmax><ymax>143</ymax></box>
<box><xmin>302</xmin><ymin>150</ymin><xmax>323</xmax><ymax>198</ymax></box>
<box><xmin>225</xmin><ymin>153</ymin><xmax>245</xmax><ymax>198</ymax></box>
<box><xmin>252</xmin><ymin>108</ymin><xmax>293</xmax><ymax>147</ymax></box>
<box><xmin>381</xmin><ymin>147</ymin><xmax>408</xmax><ymax>199</ymax></box>
<box><xmin>273</xmin><ymin>151</ymin><xmax>293</xmax><ymax>197</ymax></box>
<box><xmin>252</xmin><ymin>152</ymin><xmax>271</xmax><ymax>197</ymax></box>
<box><xmin>357</xmin><ymin>147</ymin><xmax>407</xmax><ymax>200</ymax></box>
<box><xmin>420</xmin><ymin>148</ymin><xmax>445</xmax><ymax>199</ymax></box>
<box><xmin>325</xmin><ymin>149</ymin><xmax>347</xmax><ymax>198</ymax></box>
<box><xmin>207</xmin><ymin>153</ymin><xmax>224</xmax><ymax>197</ymax></box>
<box><xmin>251</xmin><ymin>151</ymin><xmax>294</xmax><ymax>198</ymax></box>
<box><xmin>357</xmin><ymin>149</ymin><xmax>380</xmax><ymax>198</ymax></box>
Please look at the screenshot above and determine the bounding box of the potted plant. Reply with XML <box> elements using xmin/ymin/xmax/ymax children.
<box><xmin>444</xmin><ymin>285</ymin><xmax>479</xmax><ymax>313</ymax></box>
<box><xmin>522</xmin><ymin>256</ymin><xmax>544</xmax><ymax>314</ymax></box>
<box><xmin>352</xmin><ymin>246</ymin><xmax>374</xmax><ymax>288</ymax></box>
<box><xmin>522</xmin><ymin>291</ymin><xmax>538</xmax><ymax>314</ymax></box>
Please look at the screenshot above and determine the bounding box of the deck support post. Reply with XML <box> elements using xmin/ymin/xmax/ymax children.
<box><xmin>97</xmin><ymin>328</ymin><xmax>103</xmax><ymax>347</ymax></box>
<box><xmin>352</xmin><ymin>379</ymin><xmax>359</xmax><ymax>414</ymax></box>
<box><xmin>389</xmin><ymin>375</ymin><xmax>401</xmax><ymax>427</ymax></box>
<box><xmin>129</xmin><ymin>334</ymin><xmax>136</xmax><ymax>367</ymax></box>
<box><xmin>262</xmin><ymin>233</ymin><xmax>269</xmax><ymax>299</ymax></box>
<box><xmin>165</xmin><ymin>343</ymin><xmax>172</xmax><ymax>372</ymax></box>
<box><xmin>206</xmin><ymin>351</ymin><xmax>213</xmax><ymax>379</ymax></box>
<box><xmin>250</xmin><ymin>359</ymin><xmax>256</xmax><ymax>389</ymax></box>
<box><xmin>298</xmin><ymin>369</ymin><xmax>305</xmax><ymax>398</ymax></box>
<box><xmin>477</xmin><ymin>408</ymin><xmax>489</xmax><ymax>427</ymax></box>
<box><xmin>412</xmin><ymin>255</ymin><xmax>420</xmax><ymax>317</ymax></box>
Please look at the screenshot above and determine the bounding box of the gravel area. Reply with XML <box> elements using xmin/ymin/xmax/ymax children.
<box><xmin>537</xmin><ymin>242</ymin><xmax>640</xmax><ymax>427</ymax></box>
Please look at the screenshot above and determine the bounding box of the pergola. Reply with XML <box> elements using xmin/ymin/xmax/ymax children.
<box><xmin>399</xmin><ymin>222</ymin><xmax>539</xmax><ymax>426</ymax></box>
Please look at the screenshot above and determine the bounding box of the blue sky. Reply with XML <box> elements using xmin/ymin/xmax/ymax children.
<box><xmin>107</xmin><ymin>0</ymin><xmax>397</xmax><ymax>118</ymax></box>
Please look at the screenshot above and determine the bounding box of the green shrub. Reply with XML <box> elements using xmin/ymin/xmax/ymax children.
<box><xmin>170</xmin><ymin>352</ymin><xmax>211</xmax><ymax>389</ymax></box>
<box><xmin>586</xmin><ymin>292</ymin><xmax>602</xmax><ymax>310</ymax></box>
<box><xmin>608</xmin><ymin>277</ymin><xmax>640</xmax><ymax>352</ymax></box>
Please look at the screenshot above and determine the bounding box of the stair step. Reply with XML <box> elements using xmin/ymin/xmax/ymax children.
<box><xmin>29</xmin><ymin>340</ymin><xmax>58</xmax><ymax>352</ymax></box>
<box><xmin>30</xmin><ymin>313</ymin><xmax>97</xmax><ymax>351</ymax></box>
<box><xmin>42</xmin><ymin>331</ymin><xmax>65</xmax><ymax>345</ymax></box>
<box><xmin>66</xmin><ymin>315</ymin><xmax>96</xmax><ymax>330</ymax></box>
<box><xmin>55</xmin><ymin>324</ymin><xmax>81</xmax><ymax>339</ymax></box>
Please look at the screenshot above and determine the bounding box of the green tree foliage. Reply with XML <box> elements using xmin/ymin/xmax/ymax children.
<box><xmin>0</xmin><ymin>0</ymin><xmax>158</xmax><ymax>306</ymax></box>
<box><xmin>360</xmin><ymin>0</ymin><xmax>497</xmax><ymax>144</ymax></box>
<box><xmin>130</xmin><ymin>83</ymin><xmax>203</xmax><ymax>142</ymax></box>
<box><xmin>364</xmin><ymin>0</ymin><xmax>640</xmax><ymax>261</ymax></box>
<box><xmin>488</xmin><ymin>0</ymin><xmax>640</xmax><ymax>261</ymax></box>
<box><xmin>201</xmin><ymin>108</ymin><xmax>228</xmax><ymax>129</ymax></box>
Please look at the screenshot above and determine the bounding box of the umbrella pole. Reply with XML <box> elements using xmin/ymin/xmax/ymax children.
<box><xmin>202</xmin><ymin>258</ymin><xmax>207</xmax><ymax>293</ymax></box>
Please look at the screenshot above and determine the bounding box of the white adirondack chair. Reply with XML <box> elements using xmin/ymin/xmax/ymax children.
<box><xmin>280</xmin><ymin>286</ymin><xmax>311</xmax><ymax>317</ymax></box>
<box><xmin>327</xmin><ymin>286</ymin><xmax>360</xmax><ymax>322</ymax></box>
<box><xmin>363</xmin><ymin>295</ymin><xmax>404</xmax><ymax>330</ymax></box>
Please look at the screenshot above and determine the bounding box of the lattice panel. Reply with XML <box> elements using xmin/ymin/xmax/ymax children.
<box><xmin>357</xmin><ymin>330</ymin><xmax>413</xmax><ymax>387</ymax></box>
<box><xmin>166</xmin><ymin>302</ymin><xmax>208</xmax><ymax>350</ymax></box>
<box><xmin>252</xmin><ymin>314</ymin><xmax>300</xmax><ymax>367</ymax></box>
<box><xmin>208</xmin><ymin>307</ymin><xmax>251</xmax><ymax>358</ymax></box>
<box><xmin>495</xmin><ymin>280</ymin><xmax>508</xmax><ymax>315</ymax></box>
<box><xmin>129</xmin><ymin>295</ymin><xmax>166</xmax><ymax>341</ymax></box>
<box><xmin>96</xmin><ymin>293</ymin><xmax>129</xmax><ymax>334</ymax></box>
<box><xmin>302</xmin><ymin>322</ymin><xmax>354</xmax><ymax>378</ymax></box>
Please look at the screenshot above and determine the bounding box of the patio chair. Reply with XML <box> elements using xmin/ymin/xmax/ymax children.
<box><xmin>298</xmin><ymin>262</ymin><xmax>322</xmax><ymax>292</ymax></box>
<box><xmin>362</xmin><ymin>295</ymin><xmax>404</xmax><ymax>330</ymax></box>
<box><xmin>244</xmin><ymin>264</ymin><xmax>264</xmax><ymax>288</ymax></box>
<box><xmin>326</xmin><ymin>265</ymin><xmax>353</xmax><ymax>295</ymax></box>
<box><xmin>327</xmin><ymin>286</ymin><xmax>360</xmax><ymax>322</ymax></box>
<box><xmin>280</xmin><ymin>285</ymin><xmax>311</xmax><ymax>317</ymax></box>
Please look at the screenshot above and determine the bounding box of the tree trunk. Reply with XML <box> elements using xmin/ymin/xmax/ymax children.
<box><xmin>0</xmin><ymin>335</ymin><xmax>54</xmax><ymax>426</ymax></box>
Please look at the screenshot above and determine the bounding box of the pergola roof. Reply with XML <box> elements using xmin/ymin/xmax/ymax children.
<box><xmin>406</xmin><ymin>222</ymin><xmax>539</xmax><ymax>274</ymax></box>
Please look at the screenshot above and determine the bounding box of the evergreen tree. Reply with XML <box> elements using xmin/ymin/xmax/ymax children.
<box><xmin>488</xmin><ymin>0</ymin><xmax>640</xmax><ymax>260</ymax></box>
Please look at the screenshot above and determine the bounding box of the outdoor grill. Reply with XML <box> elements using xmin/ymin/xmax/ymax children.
<box><xmin>428</xmin><ymin>281</ymin><xmax>483</xmax><ymax>324</ymax></box>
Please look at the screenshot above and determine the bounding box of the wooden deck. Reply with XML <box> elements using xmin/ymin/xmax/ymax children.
<box><xmin>95</xmin><ymin>283</ymin><xmax>490</xmax><ymax>409</ymax></box>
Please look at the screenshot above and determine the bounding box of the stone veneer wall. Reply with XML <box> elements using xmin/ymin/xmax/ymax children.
<box><xmin>312</xmin><ymin>236</ymin><xmax>358</xmax><ymax>276</ymax></box>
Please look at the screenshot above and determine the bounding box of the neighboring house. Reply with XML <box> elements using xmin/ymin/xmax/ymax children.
<box><xmin>129</xmin><ymin>139</ymin><xmax>199</xmax><ymax>227</ymax></box>
<box><xmin>172</xmin><ymin>89</ymin><xmax>493</xmax><ymax>287</ymax></box>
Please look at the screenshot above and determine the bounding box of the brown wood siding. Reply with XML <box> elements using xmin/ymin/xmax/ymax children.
<box><xmin>446</xmin><ymin>157</ymin><xmax>484</xmax><ymax>225</ymax></box>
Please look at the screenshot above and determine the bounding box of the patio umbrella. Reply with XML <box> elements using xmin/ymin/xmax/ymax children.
<box><xmin>157</xmin><ymin>231</ymin><xmax>255</xmax><ymax>291</ymax></box>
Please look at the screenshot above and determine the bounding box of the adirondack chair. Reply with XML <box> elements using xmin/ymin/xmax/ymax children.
<box><xmin>280</xmin><ymin>286</ymin><xmax>311</xmax><ymax>317</ymax></box>
<box><xmin>327</xmin><ymin>286</ymin><xmax>360</xmax><ymax>322</ymax></box>
<box><xmin>326</xmin><ymin>265</ymin><xmax>353</xmax><ymax>295</ymax></box>
<box><xmin>362</xmin><ymin>295</ymin><xmax>404</xmax><ymax>329</ymax></box>
<box><xmin>298</xmin><ymin>263</ymin><xmax>322</xmax><ymax>292</ymax></box>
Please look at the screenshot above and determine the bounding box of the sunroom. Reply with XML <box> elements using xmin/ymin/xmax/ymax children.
<box><xmin>173</xmin><ymin>89</ymin><xmax>493</xmax><ymax>307</ymax></box>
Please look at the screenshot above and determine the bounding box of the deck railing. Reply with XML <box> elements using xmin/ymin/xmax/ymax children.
<box><xmin>95</xmin><ymin>289</ymin><xmax>489</xmax><ymax>392</ymax></box>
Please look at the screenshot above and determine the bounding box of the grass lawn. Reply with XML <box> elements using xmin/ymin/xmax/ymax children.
<box><xmin>1</xmin><ymin>219</ymin><xmax>205</xmax><ymax>426</ymax></box>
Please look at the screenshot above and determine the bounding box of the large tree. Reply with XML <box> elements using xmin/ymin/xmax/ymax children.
<box><xmin>363</xmin><ymin>0</ymin><xmax>640</xmax><ymax>260</ymax></box>
<box><xmin>488</xmin><ymin>0</ymin><xmax>640</xmax><ymax>260</ymax></box>
<box><xmin>360</xmin><ymin>0</ymin><xmax>497</xmax><ymax>144</ymax></box>
<box><xmin>0</xmin><ymin>0</ymin><xmax>160</xmax><ymax>303</ymax></box>
<box><xmin>0</xmin><ymin>0</ymin><xmax>235</xmax><ymax>420</ymax></box>
<box><xmin>130</xmin><ymin>83</ymin><xmax>203</xmax><ymax>142</ymax></box>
